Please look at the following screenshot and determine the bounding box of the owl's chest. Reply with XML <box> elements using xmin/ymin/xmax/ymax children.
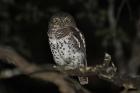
<box><xmin>50</xmin><ymin>36</ymin><xmax>73</xmax><ymax>50</ymax></box>
<box><xmin>49</xmin><ymin>36</ymin><xmax>84</xmax><ymax>67</ymax></box>
<box><xmin>50</xmin><ymin>36</ymin><xmax>77</xmax><ymax>58</ymax></box>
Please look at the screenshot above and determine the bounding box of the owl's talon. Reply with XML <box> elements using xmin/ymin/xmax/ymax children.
<box><xmin>64</xmin><ymin>66</ymin><xmax>75</xmax><ymax>70</ymax></box>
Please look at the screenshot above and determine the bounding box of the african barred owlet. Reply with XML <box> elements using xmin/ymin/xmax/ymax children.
<box><xmin>47</xmin><ymin>13</ymin><xmax>88</xmax><ymax>85</ymax></box>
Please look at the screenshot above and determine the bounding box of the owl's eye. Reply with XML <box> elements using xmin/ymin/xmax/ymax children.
<box><xmin>64</xmin><ymin>17</ymin><xmax>71</xmax><ymax>23</ymax></box>
<box><xmin>53</xmin><ymin>18</ymin><xmax>60</xmax><ymax>24</ymax></box>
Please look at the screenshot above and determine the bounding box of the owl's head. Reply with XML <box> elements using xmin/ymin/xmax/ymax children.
<box><xmin>49</xmin><ymin>12</ymin><xmax>76</xmax><ymax>29</ymax></box>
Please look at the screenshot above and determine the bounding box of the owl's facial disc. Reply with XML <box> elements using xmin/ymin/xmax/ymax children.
<box><xmin>62</xmin><ymin>16</ymin><xmax>73</xmax><ymax>26</ymax></box>
<box><xmin>49</xmin><ymin>13</ymin><xmax>76</xmax><ymax>29</ymax></box>
<box><xmin>49</xmin><ymin>17</ymin><xmax>61</xmax><ymax>28</ymax></box>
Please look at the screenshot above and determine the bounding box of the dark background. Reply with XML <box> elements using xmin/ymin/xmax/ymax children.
<box><xmin>0</xmin><ymin>0</ymin><xmax>140</xmax><ymax>93</ymax></box>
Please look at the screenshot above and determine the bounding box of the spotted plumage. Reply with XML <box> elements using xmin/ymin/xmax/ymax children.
<box><xmin>47</xmin><ymin>13</ymin><xmax>88</xmax><ymax>85</ymax></box>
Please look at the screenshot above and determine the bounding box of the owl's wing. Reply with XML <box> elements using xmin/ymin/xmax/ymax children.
<box><xmin>51</xmin><ymin>27</ymin><xmax>87</xmax><ymax>66</ymax></box>
<box><xmin>58</xmin><ymin>27</ymin><xmax>86</xmax><ymax>49</ymax></box>
<box><xmin>69</xmin><ymin>27</ymin><xmax>87</xmax><ymax>67</ymax></box>
<box><xmin>69</xmin><ymin>27</ymin><xmax>86</xmax><ymax>53</ymax></box>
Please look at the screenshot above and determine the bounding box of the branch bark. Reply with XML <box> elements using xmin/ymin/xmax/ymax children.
<box><xmin>0</xmin><ymin>46</ymin><xmax>140</xmax><ymax>92</ymax></box>
<box><xmin>0</xmin><ymin>46</ymin><xmax>90</xmax><ymax>93</ymax></box>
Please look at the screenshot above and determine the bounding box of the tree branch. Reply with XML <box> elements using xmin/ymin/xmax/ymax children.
<box><xmin>0</xmin><ymin>46</ymin><xmax>140</xmax><ymax>92</ymax></box>
<box><xmin>0</xmin><ymin>46</ymin><xmax>90</xmax><ymax>93</ymax></box>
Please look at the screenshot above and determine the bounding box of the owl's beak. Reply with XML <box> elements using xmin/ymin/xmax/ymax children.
<box><xmin>52</xmin><ymin>25</ymin><xmax>61</xmax><ymax>30</ymax></box>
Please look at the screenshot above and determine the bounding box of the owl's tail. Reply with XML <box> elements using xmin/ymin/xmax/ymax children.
<box><xmin>78</xmin><ymin>76</ymin><xmax>88</xmax><ymax>85</ymax></box>
<box><xmin>79</xmin><ymin>55</ymin><xmax>88</xmax><ymax>85</ymax></box>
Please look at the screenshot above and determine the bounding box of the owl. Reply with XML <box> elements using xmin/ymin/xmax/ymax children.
<box><xmin>47</xmin><ymin>12</ymin><xmax>88</xmax><ymax>85</ymax></box>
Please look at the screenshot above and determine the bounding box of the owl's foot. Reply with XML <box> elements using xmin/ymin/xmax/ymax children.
<box><xmin>64</xmin><ymin>66</ymin><xmax>75</xmax><ymax>70</ymax></box>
